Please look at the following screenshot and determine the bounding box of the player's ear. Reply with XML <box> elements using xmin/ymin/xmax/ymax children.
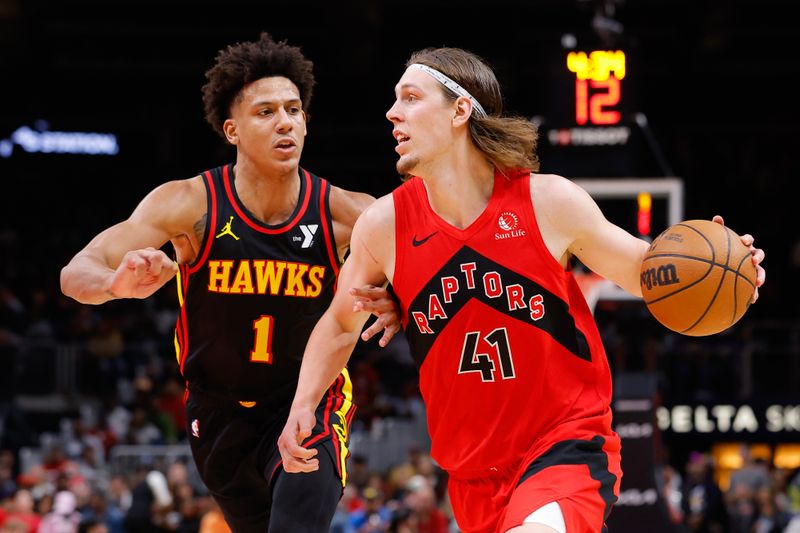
<box><xmin>223</xmin><ymin>119</ymin><xmax>238</xmax><ymax>145</ymax></box>
<box><xmin>301</xmin><ymin>110</ymin><xmax>308</xmax><ymax>137</ymax></box>
<box><xmin>452</xmin><ymin>96</ymin><xmax>473</xmax><ymax>128</ymax></box>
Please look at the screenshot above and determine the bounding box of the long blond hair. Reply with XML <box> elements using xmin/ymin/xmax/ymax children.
<box><xmin>407</xmin><ymin>48</ymin><xmax>540</xmax><ymax>173</ymax></box>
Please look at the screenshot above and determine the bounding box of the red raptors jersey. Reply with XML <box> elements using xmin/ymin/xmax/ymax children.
<box><xmin>392</xmin><ymin>169</ymin><xmax>618</xmax><ymax>477</ymax></box>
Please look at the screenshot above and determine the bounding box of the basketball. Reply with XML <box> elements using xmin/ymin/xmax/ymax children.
<box><xmin>640</xmin><ymin>219</ymin><xmax>757</xmax><ymax>336</ymax></box>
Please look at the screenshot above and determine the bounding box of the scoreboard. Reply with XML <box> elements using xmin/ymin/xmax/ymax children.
<box><xmin>538</xmin><ymin>44</ymin><xmax>650</xmax><ymax>177</ymax></box>
<box><xmin>568</xmin><ymin>49</ymin><xmax>626</xmax><ymax>127</ymax></box>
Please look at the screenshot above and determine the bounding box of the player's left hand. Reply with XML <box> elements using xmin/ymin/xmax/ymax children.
<box><xmin>277</xmin><ymin>406</ymin><xmax>319</xmax><ymax>474</ymax></box>
<box><xmin>713</xmin><ymin>215</ymin><xmax>766</xmax><ymax>302</ymax></box>
<box><xmin>350</xmin><ymin>285</ymin><xmax>401</xmax><ymax>347</ymax></box>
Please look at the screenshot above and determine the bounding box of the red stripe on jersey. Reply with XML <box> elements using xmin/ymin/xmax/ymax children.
<box><xmin>223</xmin><ymin>165</ymin><xmax>312</xmax><ymax>234</ymax></box>
<box><xmin>318</xmin><ymin>179</ymin><xmax>340</xmax><ymax>280</ymax></box>
<box><xmin>177</xmin><ymin>266</ymin><xmax>191</xmax><ymax>374</ymax></box>
<box><xmin>188</xmin><ymin>171</ymin><xmax>218</xmax><ymax>275</ymax></box>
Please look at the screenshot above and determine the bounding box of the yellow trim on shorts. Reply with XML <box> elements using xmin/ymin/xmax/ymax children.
<box><xmin>333</xmin><ymin>368</ymin><xmax>354</xmax><ymax>487</ymax></box>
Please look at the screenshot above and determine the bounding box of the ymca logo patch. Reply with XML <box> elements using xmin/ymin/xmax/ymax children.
<box><xmin>294</xmin><ymin>224</ymin><xmax>318</xmax><ymax>248</ymax></box>
<box><xmin>191</xmin><ymin>419</ymin><xmax>200</xmax><ymax>438</ymax></box>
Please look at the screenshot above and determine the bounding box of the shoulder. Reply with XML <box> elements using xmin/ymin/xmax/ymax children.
<box><xmin>530</xmin><ymin>173</ymin><xmax>586</xmax><ymax>201</ymax></box>
<box><xmin>351</xmin><ymin>194</ymin><xmax>395</xmax><ymax>251</ymax></box>
<box><xmin>145</xmin><ymin>174</ymin><xmax>206</xmax><ymax>204</ymax></box>
<box><xmin>353</xmin><ymin>193</ymin><xmax>395</xmax><ymax>231</ymax></box>
<box><xmin>530</xmin><ymin>173</ymin><xmax>600</xmax><ymax>222</ymax></box>
<box><xmin>328</xmin><ymin>185</ymin><xmax>376</xmax><ymax>230</ymax></box>
<box><xmin>131</xmin><ymin>175</ymin><xmax>207</xmax><ymax>231</ymax></box>
<box><xmin>529</xmin><ymin>173</ymin><xmax>605</xmax><ymax>261</ymax></box>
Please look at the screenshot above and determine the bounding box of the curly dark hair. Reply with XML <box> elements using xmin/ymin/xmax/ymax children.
<box><xmin>201</xmin><ymin>32</ymin><xmax>316</xmax><ymax>138</ymax></box>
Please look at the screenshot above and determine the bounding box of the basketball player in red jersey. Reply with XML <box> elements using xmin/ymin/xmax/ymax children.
<box><xmin>278</xmin><ymin>47</ymin><xmax>766</xmax><ymax>532</ymax></box>
<box><xmin>60</xmin><ymin>33</ymin><xmax>400</xmax><ymax>532</ymax></box>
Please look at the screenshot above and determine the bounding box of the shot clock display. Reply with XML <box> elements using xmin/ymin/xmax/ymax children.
<box><xmin>539</xmin><ymin>43</ymin><xmax>649</xmax><ymax>178</ymax></box>
<box><xmin>567</xmin><ymin>49</ymin><xmax>626</xmax><ymax>126</ymax></box>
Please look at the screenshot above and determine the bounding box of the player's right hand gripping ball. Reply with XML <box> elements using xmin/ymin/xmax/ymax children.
<box><xmin>640</xmin><ymin>219</ymin><xmax>757</xmax><ymax>336</ymax></box>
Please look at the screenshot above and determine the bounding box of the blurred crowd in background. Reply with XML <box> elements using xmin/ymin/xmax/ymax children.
<box><xmin>1</xmin><ymin>254</ymin><xmax>799</xmax><ymax>532</ymax></box>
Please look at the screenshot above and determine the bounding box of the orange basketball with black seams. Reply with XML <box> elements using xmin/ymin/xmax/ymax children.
<box><xmin>640</xmin><ymin>219</ymin><xmax>757</xmax><ymax>336</ymax></box>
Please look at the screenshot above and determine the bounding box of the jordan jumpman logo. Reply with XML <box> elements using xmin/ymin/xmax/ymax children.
<box><xmin>215</xmin><ymin>216</ymin><xmax>240</xmax><ymax>240</ymax></box>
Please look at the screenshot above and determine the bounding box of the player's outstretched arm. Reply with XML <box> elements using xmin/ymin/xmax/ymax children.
<box><xmin>60</xmin><ymin>178</ymin><xmax>204</xmax><ymax>305</ymax></box>
<box><xmin>712</xmin><ymin>215</ymin><xmax>766</xmax><ymax>302</ymax></box>
<box><xmin>278</xmin><ymin>197</ymin><xmax>394</xmax><ymax>473</ymax></box>
<box><xmin>533</xmin><ymin>174</ymin><xmax>650</xmax><ymax>297</ymax></box>
<box><xmin>331</xmin><ymin>185</ymin><xmax>402</xmax><ymax>346</ymax></box>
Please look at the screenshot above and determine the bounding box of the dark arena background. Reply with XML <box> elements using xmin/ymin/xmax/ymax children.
<box><xmin>1</xmin><ymin>1</ymin><xmax>798</xmax><ymax>531</ymax></box>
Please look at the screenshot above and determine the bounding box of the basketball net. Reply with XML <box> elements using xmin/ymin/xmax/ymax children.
<box><xmin>574</xmin><ymin>271</ymin><xmax>610</xmax><ymax>314</ymax></box>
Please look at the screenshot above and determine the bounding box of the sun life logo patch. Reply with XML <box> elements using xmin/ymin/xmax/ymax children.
<box><xmin>498</xmin><ymin>211</ymin><xmax>519</xmax><ymax>231</ymax></box>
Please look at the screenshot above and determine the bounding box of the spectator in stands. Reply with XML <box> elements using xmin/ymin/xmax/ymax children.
<box><xmin>350</xmin><ymin>486</ymin><xmax>392</xmax><ymax>533</ymax></box>
<box><xmin>330</xmin><ymin>485</ymin><xmax>358</xmax><ymax>533</ymax></box>
<box><xmin>728</xmin><ymin>445</ymin><xmax>770</xmax><ymax>497</ymax></box>
<box><xmin>751</xmin><ymin>486</ymin><xmax>792</xmax><ymax>533</ymax></box>
<box><xmin>0</xmin><ymin>489</ymin><xmax>40</xmax><ymax>533</ymax></box>
<box><xmin>154</xmin><ymin>375</ymin><xmax>187</xmax><ymax>441</ymax></box>
<box><xmin>164</xmin><ymin>464</ymin><xmax>200</xmax><ymax>533</ymax></box>
<box><xmin>728</xmin><ymin>483</ymin><xmax>757</xmax><ymax>533</ymax></box>
<box><xmin>660</xmin><ymin>463</ymin><xmax>685</xmax><ymax>525</ymax></box>
<box><xmin>787</xmin><ymin>467</ymin><xmax>800</xmax><ymax>514</ymax></box>
<box><xmin>681</xmin><ymin>452</ymin><xmax>727</xmax><ymax>532</ymax></box>
<box><xmin>388</xmin><ymin>507</ymin><xmax>418</xmax><ymax>533</ymax></box>
<box><xmin>35</xmin><ymin>492</ymin><xmax>54</xmax><ymax>517</ymax></box>
<box><xmin>125</xmin><ymin>406</ymin><xmax>163</xmax><ymax>446</ymax></box>
<box><xmin>123</xmin><ymin>468</ymin><xmax>171</xmax><ymax>533</ymax></box>
<box><xmin>39</xmin><ymin>490</ymin><xmax>81</xmax><ymax>533</ymax></box>
<box><xmin>404</xmin><ymin>475</ymin><xmax>447</xmax><ymax>533</ymax></box>
<box><xmin>0</xmin><ymin>453</ymin><xmax>17</xmax><ymax>501</ymax></box>
<box><xmin>349</xmin><ymin>455</ymin><xmax>371</xmax><ymax>492</ymax></box>
<box><xmin>40</xmin><ymin>443</ymin><xmax>73</xmax><ymax>482</ymax></box>
<box><xmin>78</xmin><ymin>489</ymin><xmax>124</xmax><ymax>533</ymax></box>
<box><xmin>106</xmin><ymin>474</ymin><xmax>132</xmax><ymax>516</ymax></box>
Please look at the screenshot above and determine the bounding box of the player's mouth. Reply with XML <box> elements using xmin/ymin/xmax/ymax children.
<box><xmin>274</xmin><ymin>138</ymin><xmax>297</xmax><ymax>154</ymax></box>
<box><xmin>393</xmin><ymin>130</ymin><xmax>410</xmax><ymax>153</ymax></box>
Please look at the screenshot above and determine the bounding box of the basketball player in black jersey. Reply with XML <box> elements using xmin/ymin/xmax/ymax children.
<box><xmin>60</xmin><ymin>33</ymin><xmax>400</xmax><ymax>533</ymax></box>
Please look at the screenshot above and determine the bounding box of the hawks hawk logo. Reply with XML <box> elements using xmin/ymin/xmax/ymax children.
<box><xmin>498</xmin><ymin>211</ymin><xmax>519</xmax><ymax>231</ymax></box>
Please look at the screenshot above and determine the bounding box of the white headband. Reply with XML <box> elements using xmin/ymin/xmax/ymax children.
<box><xmin>408</xmin><ymin>63</ymin><xmax>487</xmax><ymax>118</ymax></box>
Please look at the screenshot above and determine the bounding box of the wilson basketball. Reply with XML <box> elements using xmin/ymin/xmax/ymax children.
<box><xmin>640</xmin><ymin>219</ymin><xmax>757</xmax><ymax>336</ymax></box>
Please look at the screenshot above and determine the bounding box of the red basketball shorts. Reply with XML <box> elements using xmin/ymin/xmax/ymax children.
<box><xmin>447</xmin><ymin>436</ymin><xmax>622</xmax><ymax>533</ymax></box>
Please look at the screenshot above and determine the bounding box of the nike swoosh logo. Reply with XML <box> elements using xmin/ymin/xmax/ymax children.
<box><xmin>412</xmin><ymin>231</ymin><xmax>438</xmax><ymax>247</ymax></box>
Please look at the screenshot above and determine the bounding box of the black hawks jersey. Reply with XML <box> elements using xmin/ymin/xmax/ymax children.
<box><xmin>174</xmin><ymin>164</ymin><xmax>341</xmax><ymax>408</ymax></box>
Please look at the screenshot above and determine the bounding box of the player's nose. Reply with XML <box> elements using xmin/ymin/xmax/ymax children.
<box><xmin>275</xmin><ymin>107</ymin><xmax>293</xmax><ymax>131</ymax></box>
<box><xmin>386</xmin><ymin>100</ymin><xmax>401</xmax><ymax>123</ymax></box>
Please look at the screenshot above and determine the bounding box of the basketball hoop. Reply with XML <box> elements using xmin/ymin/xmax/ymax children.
<box><xmin>575</xmin><ymin>271</ymin><xmax>640</xmax><ymax>314</ymax></box>
<box><xmin>575</xmin><ymin>271</ymin><xmax>608</xmax><ymax>314</ymax></box>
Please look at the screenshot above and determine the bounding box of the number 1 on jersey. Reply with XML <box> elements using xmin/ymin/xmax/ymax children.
<box><xmin>250</xmin><ymin>315</ymin><xmax>274</xmax><ymax>364</ymax></box>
